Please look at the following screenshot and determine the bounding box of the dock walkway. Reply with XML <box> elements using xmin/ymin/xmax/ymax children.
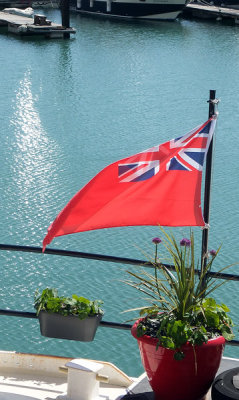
<box><xmin>0</xmin><ymin>10</ymin><xmax>76</xmax><ymax>37</ymax></box>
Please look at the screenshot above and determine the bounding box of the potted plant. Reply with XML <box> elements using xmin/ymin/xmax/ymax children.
<box><xmin>34</xmin><ymin>288</ymin><xmax>104</xmax><ymax>342</ymax></box>
<box><xmin>125</xmin><ymin>228</ymin><xmax>234</xmax><ymax>400</ymax></box>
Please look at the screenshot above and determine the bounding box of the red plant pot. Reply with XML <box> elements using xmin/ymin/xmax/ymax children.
<box><xmin>131</xmin><ymin>319</ymin><xmax>225</xmax><ymax>400</ymax></box>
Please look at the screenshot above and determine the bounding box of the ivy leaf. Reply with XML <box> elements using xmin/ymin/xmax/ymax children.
<box><xmin>221</xmin><ymin>325</ymin><xmax>235</xmax><ymax>341</ymax></box>
<box><xmin>220</xmin><ymin>303</ymin><xmax>230</xmax><ymax>313</ymax></box>
<box><xmin>203</xmin><ymin>298</ymin><xmax>217</xmax><ymax>309</ymax></box>
<box><xmin>160</xmin><ymin>336</ymin><xmax>175</xmax><ymax>350</ymax></box>
<box><xmin>191</xmin><ymin>329</ymin><xmax>208</xmax><ymax>346</ymax></box>
<box><xmin>204</xmin><ymin>310</ymin><xmax>219</xmax><ymax>328</ymax></box>
<box><xmin>137</xmin><ymin>324</ymin><xmax>147</xmax><ymax>337</ymax></box>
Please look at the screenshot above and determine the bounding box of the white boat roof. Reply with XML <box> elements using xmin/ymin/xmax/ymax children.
<box><xmin>0</xmin><ymin>351</ymin><xmax>135</xmax><ymax>400</ymax></box>
<box><xmin>0</xmin><ymin>351</ymin><xmax>238</xmax><ymax>400</ymax></box>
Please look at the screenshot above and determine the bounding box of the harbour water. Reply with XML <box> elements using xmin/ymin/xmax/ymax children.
<box><xmin>0</xmin><ymin>10</ymin><xmax>239</xmax><ymax>377</ymax></box>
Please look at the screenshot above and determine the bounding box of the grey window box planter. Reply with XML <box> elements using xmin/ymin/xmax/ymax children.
<box><xmin>38</xmin><ymin>311</ymin><xmax>102</xmax><ymax>341</ymax></box>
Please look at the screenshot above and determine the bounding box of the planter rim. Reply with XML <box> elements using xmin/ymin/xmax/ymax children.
<box><xmin>131</xmin><ymin>317</ymin><xmax>226</xmax><ymax>348</ymax></box>
<box><xmin>39</xmin><ymin>310</ymin><xmax>103</xmax><ymax>319</ymax></box>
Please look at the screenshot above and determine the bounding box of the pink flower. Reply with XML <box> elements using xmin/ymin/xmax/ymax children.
<box><xmin>210</xmin><ymin>249</ymin><xmax>217</xmax><ymax>257</ymax></box>
<box><xmin>152</xmin><ymin>237</ymin><xmax>162</xmax><ymax>244</ymax></box>
<box><xmin>180</xmin><ymin>238</ymin><xmax>191</xmax><ymax>247</ymax></box>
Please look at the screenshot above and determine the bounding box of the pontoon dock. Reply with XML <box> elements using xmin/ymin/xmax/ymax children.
<box><xmin>0</xmin><ymin>11</ymin><xmax>76</xmax><ymax>38</ymax></box>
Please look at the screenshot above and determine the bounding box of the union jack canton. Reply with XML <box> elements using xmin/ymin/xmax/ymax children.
<box><xmin>118</xmin><ymin>118</ymin><xmax>216</xmax><ymax>183</ymax></box>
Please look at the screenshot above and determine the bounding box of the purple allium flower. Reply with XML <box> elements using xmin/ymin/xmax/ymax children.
<box><xmin>180</xmin><ymin>238</ymin><xmax>191</xmax><ymax>247</ymax></box>
<box><xmin>152</xmin><ymin>237</ymin><xmax>162</xmax><ymax>244</ymax></box>
<box><xmin>210</xmin><ymin>249</ymin><xmax>217</xmax><ymax>257</ymax></box>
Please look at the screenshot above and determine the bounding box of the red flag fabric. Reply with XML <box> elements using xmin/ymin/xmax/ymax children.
<box><xmin>43</xmin><ymin>116</ymin><xmax>216</xmax><ymax>250</ymax></box>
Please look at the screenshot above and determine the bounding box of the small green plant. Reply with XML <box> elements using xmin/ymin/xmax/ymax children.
<box><xmin>34</xmin><ymin>288</ymin><xmax>104</xmax><ymax>320</ymax></box>
<box><xmin>124</xmin><ymin>228</ymin><xmax>234</xmax><ymax>360</ymax></box>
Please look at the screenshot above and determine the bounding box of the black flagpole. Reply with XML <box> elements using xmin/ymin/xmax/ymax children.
<box><xmin>201</xmin><ymin>89</ymin><xmax>218</xmax><ymax>284</ymax></box>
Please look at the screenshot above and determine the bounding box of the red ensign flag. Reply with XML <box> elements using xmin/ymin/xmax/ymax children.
<box><xmin>43</xmin><ymin>116</ymin><xmax>216</xmax><ymax>251</ymax></box>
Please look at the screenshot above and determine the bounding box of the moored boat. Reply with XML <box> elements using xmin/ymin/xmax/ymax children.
<box><xmin>70</xmin><ymin>0</ymin><xmax>189</xmax><ymax>21</ymax></box>
<box><xmin>190</xmin><ymin>0</ymin><xmax>239</xmax><ymax>9</ymax></box>
<box><xmin>0</xmin><ymin>351</ymin><xmax>135</xmax><ymax>400</ymax></box>
<box><xmin>0</xmin><ymin>0</ymin><xmax>31</xmax><ymax>9</ymax></box>
<box><xmin>0</xmin><ymin>350</ymin><xmax>238</xmax><ymax>399</ymax></box>
<box><xmin>32</xmin><ymin>0</ymin><xmax>60</xmax><ymax>8</ymax></box>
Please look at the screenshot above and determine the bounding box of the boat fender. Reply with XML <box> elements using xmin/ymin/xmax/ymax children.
<box><xmin>211</xmin><ymin>367</ymin><xmax>239</xmax><ymax>400</ymax></box>
<box><xmin>18</xmin><ymin>24</ymin><xmax>28</xmax><ymax>32</ymax></box>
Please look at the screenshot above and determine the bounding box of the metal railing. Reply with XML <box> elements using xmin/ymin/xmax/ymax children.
<box><xmin>0</xmin><ymin>243</ymin><xmax>238</xmax><ymax>346</ymax></box>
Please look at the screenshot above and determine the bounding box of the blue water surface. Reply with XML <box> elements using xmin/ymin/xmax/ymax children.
<box><xmin>0</xmin><ymin>11</ymin><xmax>239</xmax><ymax>377</ymax></box>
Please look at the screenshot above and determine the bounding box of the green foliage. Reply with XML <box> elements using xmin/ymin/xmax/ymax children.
<box><xmin>34</xmin><ymin>288</ymin><xmax>104</xmax><ymax>319</ymax></box>
<box><xmin>125</xmin><ymin>228</ymin><xmax>234</xmax><ymax>360</ymax></box>
<box><xmin>137</xmin><ymin>298</ymin><xmax>234</xmax><ymax>359</ymax></box>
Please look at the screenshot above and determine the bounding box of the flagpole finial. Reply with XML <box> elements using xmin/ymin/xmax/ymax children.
<box><xmin>207</xmin><ymin>90</ymin><xmax>219</xmax><ymax>119</ymax></box>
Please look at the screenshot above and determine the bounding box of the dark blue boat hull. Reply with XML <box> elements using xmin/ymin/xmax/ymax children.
<box><xmin>70</xmin><ymin>0</ymin><xmax>187</xmax><ymax>20</ymax></box>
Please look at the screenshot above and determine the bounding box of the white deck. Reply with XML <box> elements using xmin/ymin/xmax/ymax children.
<box><xmin>0</xmin><ymin>11</ymin><xmax>38</xmax><ymax>25</ymax></box>
<box><xmin>0</xmin><ymin>351</ymin><xmax>238</xmax><ymax>400</ymax></box>
<box><xmin>0</xmin><ymin>351</ymin><xmax>135</xmax><ymax>400</ymax></box>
